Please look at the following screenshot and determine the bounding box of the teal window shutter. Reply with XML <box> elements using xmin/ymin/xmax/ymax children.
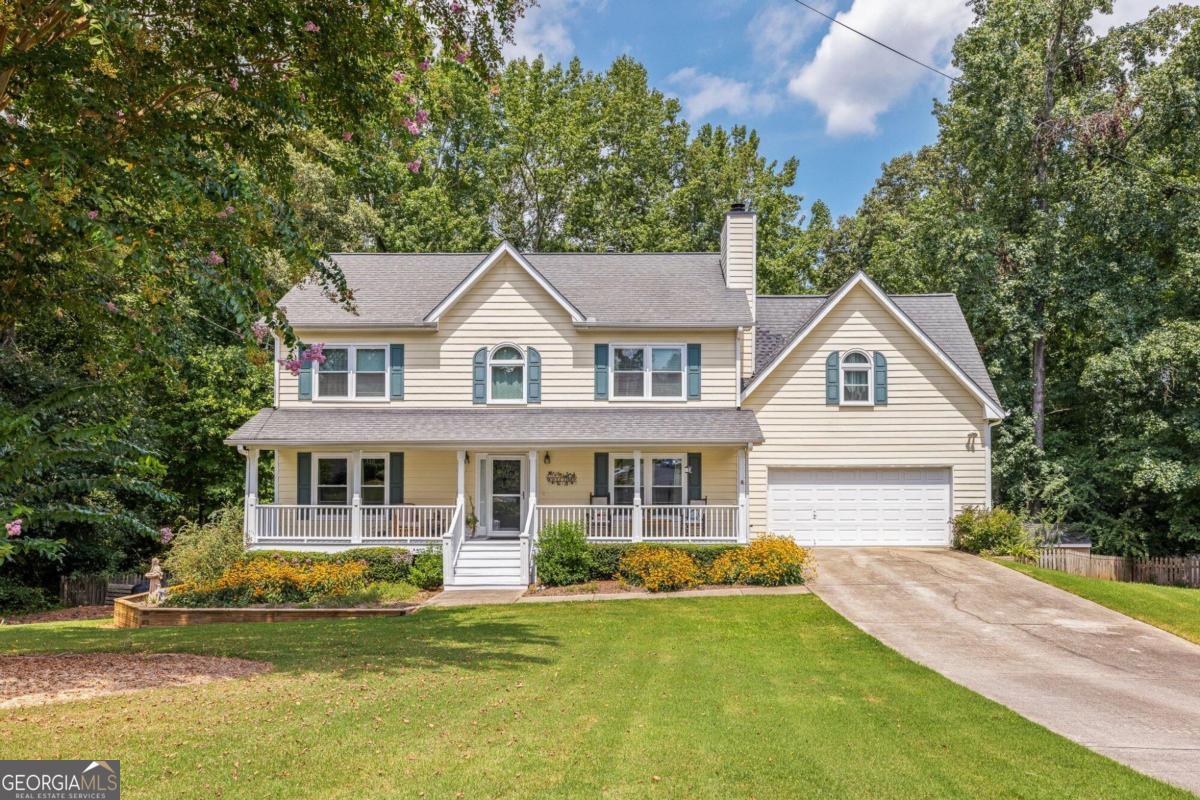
<box><xmin>593</xmin><ymin>452</ymin><xmax>609</xmax><ymax>498</ymax></box>
<box><xmin>527</xmin><ymin>347</ymin><xmax>541</xmax><ymax>404</ymax></box>
<box><xmin>687</xmin><ymin>453</ymin><xmax>702</xmax><ymax>501</ymax></box>
<box><xmin>594</xmin><ymin>344</ymin><xmax>609</xmax><ymax>400</ymax></box>
<box><xmin>874</xmin><ymin>351</ymin><xmax>888</xmax><ymax>405</ymax></box>
<box><xmin>389</xmin><ymin>344</ymin><xmax>405</xmax><ymax>400</ymax></box>
<box><xmin>297</xmin><ymin>452</ymin><xmax>312</xmax><ymax>504</ymax></box>
<box><xmin>298</xmin><ymin>359</ymin><xmax>313</xmax><ymax>400</ymax></box>
<box><xmin>687</xmin><ymin>344</ymin><xmax>701</xmax><ymax>400</ymax></box>
<box><xmin>825</xmin><ymin>352</ymin><xmax>840</xmax><ymax>405</ymax></box>
<box><xmin>472</xmin><ymin>348</ymin><xmax>487</xmax><ymax>404</ymax></box>
<box><xmin>389</xmin><ymin>453</ymin><xmax>404</xmax><ymax>504</ymax></box>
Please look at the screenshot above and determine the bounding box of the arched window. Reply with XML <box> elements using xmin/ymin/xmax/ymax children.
<box><xmin>488</xmin><ymin>344</ymin><xmax>526</xmax><ymax>403</ymax></box>
<box><xmin>841</xmin><ymin>350</ymin><xmax>872</xmax><ymax>404</ymax></box>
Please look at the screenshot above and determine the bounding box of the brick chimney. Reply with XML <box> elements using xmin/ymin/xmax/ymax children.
<box><xmin>721</xmin><ymin>202</ymin><xmax>757</xmax><ymax>382</ymax></box>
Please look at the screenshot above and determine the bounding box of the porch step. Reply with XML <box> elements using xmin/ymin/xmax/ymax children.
<box><xmin>449</xmin><ymin>539</ymin><xmax>524</xmax><ymax>588</ymax></box>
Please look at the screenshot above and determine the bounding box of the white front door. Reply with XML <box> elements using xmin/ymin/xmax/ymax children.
<box><xmin>768</xmin><ymin>468</ymin><xmax>951</xmax><ymax>546</ymax></box>
<box><xmin>487</xmin><ymin>457</ymin><xmax>525</xmax><ymax>535</ymax></box>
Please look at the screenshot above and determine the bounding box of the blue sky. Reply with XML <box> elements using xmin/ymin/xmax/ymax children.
<box><xmin>503</xmin><ymin>0</ymin><xmax>1170</xmax><ymax>220</ymax></box>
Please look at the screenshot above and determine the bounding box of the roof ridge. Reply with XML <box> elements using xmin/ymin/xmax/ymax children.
<box><xmin>327</xmin><ymin>251</ymin><xmax>721</xmax><ymax>257</ymax></box>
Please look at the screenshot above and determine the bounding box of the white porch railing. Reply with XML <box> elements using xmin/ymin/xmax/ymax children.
<box><xmin>535</xmin><ymin>504</ymin><xmax>741</xmax><ymax>543</ymax></box>
<box><xmin>251</xmin><ymin>503</ymin><xmax>454</xmax><ymax>545</ymax></box>
<box><xmin>641</xmin><ymin>505</ymin><xmax>740</xmax><ymax>541</ymax></box>
<box><xmin>441</xmin><ymin>501</ymin><xmax>466</xmax><ymax>586</ymax></box>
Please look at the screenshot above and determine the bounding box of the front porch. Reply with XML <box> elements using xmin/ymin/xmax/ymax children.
<box><xmin>239</xmin><ymin>445</ymin><xmax>749</xmax><ymax>587</ymax></box>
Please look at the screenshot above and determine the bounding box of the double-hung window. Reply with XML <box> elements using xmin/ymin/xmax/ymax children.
<box><xmin>315</xmin><ymin>345</ymin><xmax>389</xmax><ymax>400</ymax></box>
<box><xmin>650</xmin><ymin>456</ymin><xmax>684</xmax><ymax>505</ymax></box>
<box><xmin>611</xmin><ymin>345</ymin><xmax>684</xmax><ymax>400</ymax></box>
<box><xmin>360</xmin><ymin>456</ymin><xmax>387</xmax><ymax>505</ymax></box>
<box><xmin>611</xmin><ymin>457</ymin><xmax>637</xmax><ymax>505</ymax></box>
<box><xmin>315</xmin><ymin>456</ymin><xmax>349</xmax><ymax>505</ymax></box>
<box><xmin>487</xmin><ymin>345</ymin><xmax>526</xmax><ymax>403</ymax></box>
<box><xmin>841</xmin><ymin>351</ymin><xmax>872</xmax><ymax>404</ymax></box>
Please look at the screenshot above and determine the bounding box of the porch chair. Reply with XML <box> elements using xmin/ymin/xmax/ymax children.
<box><xmin>589</xmin><ymin>493</ymin><xmax>610</xmax><ymax>539</ymax></box>
<box><xmin>684</xmin><ymin>497</ymin><xmax>708</xmax><ymax>538</ymax></box>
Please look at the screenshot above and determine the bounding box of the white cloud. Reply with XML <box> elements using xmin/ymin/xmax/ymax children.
<box><xmin>786</xmin><ymin>0</ymin><xmax>971</xmax><ymax>136</ymax></box>
<box><xmin>503</xmin><ymin>0</ymin><xmax>582</xmax><ymax>62</ymax></box>
<box><xmin>748</xmin><ymin>1</ymin><xmax>831</xmax><ymax>74</ymax></box>
<box><xmin>1092</xmin><ymin>0</ymin><xmax>1174</xmax><ymax>33</ymax></box>
<box><xmin>667</xmin><ymin>67</ymin><xmax>779</xmax><ymax>119</ymax></box>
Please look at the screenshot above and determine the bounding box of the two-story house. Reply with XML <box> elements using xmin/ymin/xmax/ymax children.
<box><xmin>227</xmin><ymin>204</ymin><xmax>1005</xmax><ymax>588</ymax></box>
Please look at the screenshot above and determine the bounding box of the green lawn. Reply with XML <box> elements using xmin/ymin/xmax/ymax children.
<box><xmin>0</xmin><ymin>596</ymin><xmax>1186</xmax><ymax>799</ymax></box>
<box><xmin>998</xmin><ymin>559</ymin><xmax>1200</xmax><ymax>644</ymax></box>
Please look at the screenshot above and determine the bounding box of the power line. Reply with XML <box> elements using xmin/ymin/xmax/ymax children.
<box><xmin>783</xmin><ymin>0</ymin><xmax>1196</xmax><ymax>194</ymax></box>
<box><xmin>785</xmin><ymin>0</ymin><xmax>961</xmax><ymax>84</ymax></box>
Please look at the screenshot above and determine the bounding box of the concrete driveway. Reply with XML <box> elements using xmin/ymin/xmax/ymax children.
<box><xmin>810</xmin><ymin>548</ymin><xmax>1200</xmax><ymax>795</ymax></box>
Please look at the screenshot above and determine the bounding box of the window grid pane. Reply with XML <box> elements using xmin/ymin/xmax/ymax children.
<box><xmin>356</xmin><ymin>348</ymin><xmax>386</xmax><ymax>371</ymax></box>
<box><xmin>614</xmin><ymin>372</ymin><xmax>644</xmax><ymax>397</ymax></box>
<box><xmin>491</xmin><ymin>365</ymin><xmax>524</xmax><ymax>400</ymax></box>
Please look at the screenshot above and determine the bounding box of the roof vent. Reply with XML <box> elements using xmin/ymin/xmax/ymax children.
<box><xmin>729</xmin><ymin>201</ymin><xmax>747</xmax><ymax>212</ymax></box>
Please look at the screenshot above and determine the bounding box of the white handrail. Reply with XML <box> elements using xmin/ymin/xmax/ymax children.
<box><xmin>442</xmin><ymin>501</ymin><xmax>466</xmax><ymax>587</ymax></box>
<box><xmin>250</xmin><ymin>503</ymin><xmax>454</xmax><ymax>545</ymax></box>
<box><xmin>520</xmin><ymin>503</ymin><xmax>537</xmax><ymax>585</ymax></box>
<box><xmin>362</xmin><ymin>504</ymin><xmax>455</xmax><ymax>542</ymax></box>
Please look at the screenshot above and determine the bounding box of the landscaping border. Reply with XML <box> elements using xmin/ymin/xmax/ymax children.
<box><xmin>113</xmin><ymin>593</ymin><xmax>420</xmax><ymax>628</ymax></box>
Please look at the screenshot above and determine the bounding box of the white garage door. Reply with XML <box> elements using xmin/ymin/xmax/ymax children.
<box><xmin>768</xmin><ymin>468</ymin><xmax>951</xmax><ymax>546</ymax></box>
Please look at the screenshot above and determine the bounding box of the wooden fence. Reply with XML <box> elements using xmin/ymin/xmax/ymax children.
<box><xmin>60</xmin><ymin>572</ymin><xmax>141</xmax><ymax>606</ymax></box>
<box><xmin>1037</xmin><ymin>548</ymin><xmax>1200</xmax><ymax>588</ymax></box>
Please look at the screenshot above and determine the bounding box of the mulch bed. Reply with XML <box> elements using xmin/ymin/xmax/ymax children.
<box><xmin>1</xmin><ymin>605</ymin><xmax>114</xmax><ymax>626</ymax></box>
<box><xmin>526</xmin><ymin>579</ymin><xmax>645</xmax><ymax>597</ymax></box>
<box><xmin>0</xmin><ymin>653</ymin><xmax>272</xmax><ymax>709</ymax></box>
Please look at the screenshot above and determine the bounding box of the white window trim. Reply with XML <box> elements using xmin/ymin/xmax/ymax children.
<box><xmin>609</xmin><ymin>344</ymin><xmax>687</xmax><ymax>402</ymax></box>
<box><xmin>313</xmin><ymin>344</ymin><xmax>390</xmax><ymax>403</ymax></box>
<box><xmin>486</xmin><ymin>343</ymin><xmax>528</xmax><ymax>405</ymax></box>
<box><xmin>359</xmin><ymin>452</ymin><xmax>389</xmax><ymax>506</ymax></box>
<box><xmin>313</xmin><ymin>453</ymin><xmax>351</xmax><ymax>507</ymax></box>
<box><xmin>841</xmin><ymin>349</ymin><xmax>873</xmax><ymax>406</ymax></box>
<box><xmin>610</xmin><ymin>453</ymin><xmax>689</xmax><ymax>506</ymax></box>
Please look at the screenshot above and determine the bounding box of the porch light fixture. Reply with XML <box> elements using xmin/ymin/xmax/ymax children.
<box><xmin>543</xmin><ymin>452</ymin><xmax>551</xmax><ymax>464</ymax></box>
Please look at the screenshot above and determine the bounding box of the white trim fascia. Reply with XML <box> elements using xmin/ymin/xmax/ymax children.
<box><xmin>424</xmin><ymin>241</ymin><xmax>586</xmax><ymax>324</ymax></box>
<box><xmin>741</xmin><ymin>271</ymin><xmax>1007</xmax><ymax>420</ymax></box>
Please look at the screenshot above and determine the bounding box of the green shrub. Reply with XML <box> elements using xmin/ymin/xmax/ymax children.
<box><xmin>0</xmin><ymin>577</ymin><xmax>54</xmax><ymax>615</ymax></box>
<box><xmin>312</xmin><ymin>580</ymin><xmax>420</xmax><ymax>608</ymax></box>
<box><xmin>163</xmin><ymin>505</ymin><xmax>244</xmax><ymax>585</ymax></box>
<box><xmin>953</xmin><ymin>507</ymin><xmax>1038</xmax><ymax>560</ymax></box>
<box><xmin>618</xmin><ymin>545</ymin><xmax>702</xmax><ymax>592</ymax></box>
<box><xmin>408</xmin><ymin>550</ymin><xmax>443</xmax><ymax>590</ymax></box>
<box><xmin>535</xmin><ymin>521</ymin><xmax>594</xmax><ymax>586</ymax></box>
<box><xmin>588</xmin><ymin>542</ymin><xmax>741</xmax><ymax>580</ymax></box>
<box><xmin>708</xmin><ymin>536</ymin><xmax>813</xmax><ymax>586</ymax></box>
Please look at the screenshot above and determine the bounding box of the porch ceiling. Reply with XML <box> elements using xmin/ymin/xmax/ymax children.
<box><xmin>226</xmin><ymin>407</ymin><xmax>763</xmax><ymax>447</ymax></box>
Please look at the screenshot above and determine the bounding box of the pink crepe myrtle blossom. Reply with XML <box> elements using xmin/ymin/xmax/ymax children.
<box><xmin>402</xmin><ymin>118</ymin><xmax>420</xmax><ymax>136</ymax></box>
<box><xmin>454</xmin><ymin>47</ymin><xmax>470</xmax><ymax>64</ymax></box>
<box><xmin>298</xmin><ymin>92</ymin><xmax>307</xmax><ymax>103</ymax></box>
<box><xmin>419</xmin><ymin>58</ymin><xmax>431</xmax><ymax>71</ymax></box>
<box><xmin>115</xmin><ymin>110</ymin><xmax>125</xmax><ymax>121</ymax></box>
<box><xmin>300</xmin><ymin>342</ymin><xmax>326</xmax><ymax>365</ymax></box>
<box><xmin>451</xmin><ymin>1</ymin><xmax>464</xmax><ymax>13</ymax></box>
<box><xmin>104</xmin><ymin>300</ymin><xmax>118</xmax><ymax>313</ymax></box>
<box><xmin>5</xmin><ymin>519</ymin><xmax>21</xmax><ymax>539</ymax></box>
<box><xmin>407</xmin><ymin>159</ymin><xmax>422</xmax><ymax>174</ymax></box>
<box><xmin>303</xmin><ymin>20</ymin><xmax>320</xmax><ymax>32</ymax></box>
<box><xmin>250</xmin><ymin>320</ymin><xmax>270</xmax><ymax>344</ymax></box>
<box><xmin>278</xmin><ymin>357</ymin><xmax>303</xmax><ymax>376</ymax></box>
<box><xmin>414</xmin><ymin>108</ymin><xmax>430</xmax><ymax>126</ymax></box>
<box><xmin>87</xmin><ymin>209</ymin><xmax>99</xmax><ymax>220</ymax></box>
<box><xmin>342</xmin><ymin>131</ymin><xmax>353</xmax><ymax>142</ymax></box>
<box><xmin>206</xmin><ymin>250</ymin><xmax>224</xmax><ymax>265</ymax></box>
<box><xmin>390</xmin><ymin>70</ymin><xmax>406</xmax><ymax>84</ymax></box>
<box><xmin>160</xmin><ymin>527</ymin><xmax>174</xmax><ymax>544</ymax></box>
<box><xmin>216</xmin><ymin>204</ymin><xmax>235</xmax><ymax>219</ymax></box>
<box><xmin>229</xmin><ymin>77</ymin><xmax>239</xmax><ymax>91</ymax></box>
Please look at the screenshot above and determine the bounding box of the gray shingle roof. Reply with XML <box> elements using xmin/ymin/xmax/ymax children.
<box><xmin>753</xmin><ymin>293</ymin><xmax>1000</xmax><ymax>406</ymax></box>
<box><xmin>227</xmin><ymin>407</ymin><xmax>764</xmax><ymax>446</ymax></box>
<box><xmin>279</xmin><ymin>252</ymin><xmax>754</xmax><ymax>328</ymax></box>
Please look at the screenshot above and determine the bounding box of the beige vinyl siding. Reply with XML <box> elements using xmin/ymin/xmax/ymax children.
<box><xmin>721</xmin><ymin>212</ymin><xmax>756</xmax><ymax>380</ymax></box>
<box><xmin>278</xmin><ymin>255</ymin><xmax>738</xmax><ymax>407</ymax></box>
<box><xmin>272</xmin><ymin>446</ymin><xmax>738</xmax><ymax>507</ymax></box>
<box><xmin>744</xmin><ymin>284</ymin><xmax>990</xmax><ymax>533</ymax></box>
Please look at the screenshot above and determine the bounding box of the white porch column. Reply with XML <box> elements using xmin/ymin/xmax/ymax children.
<box><xmin>632</xmin><ymin>449</ymin><xmax>643</xmax><ymax>542</ymax></box>
<box><xmin>456</xmin><ymin>450</ymin><xmax>466</xmax><ymax>509</ymax></box>
<box><xmin>527</xmin><ymin>450</ymin><xmax>539</xmax><ymax>529</ymax></box>
<box><xmin>737</xmin><ymin>446</ymin><xmax>749</xmax><ymax>544</ymax></box>
<box><xmin>350</xmin><ymin>450</ymin><xmax>363</xmax><ymax>544</ymax></box>
<box><xmin>244</xmin><ymin>447</ymin><xmax>259</xmax><ymax>544</ymax></box>
<box><xmin>472</xmin><ymin>453</ymin><xmax>483</xmax><ymax>537</ymax></box>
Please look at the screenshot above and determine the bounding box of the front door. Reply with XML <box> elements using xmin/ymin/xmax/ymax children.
<box><xmin>488</xmin><ymin>457</ymin><xmax>525</xmax><ymax>535</ymax></box>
